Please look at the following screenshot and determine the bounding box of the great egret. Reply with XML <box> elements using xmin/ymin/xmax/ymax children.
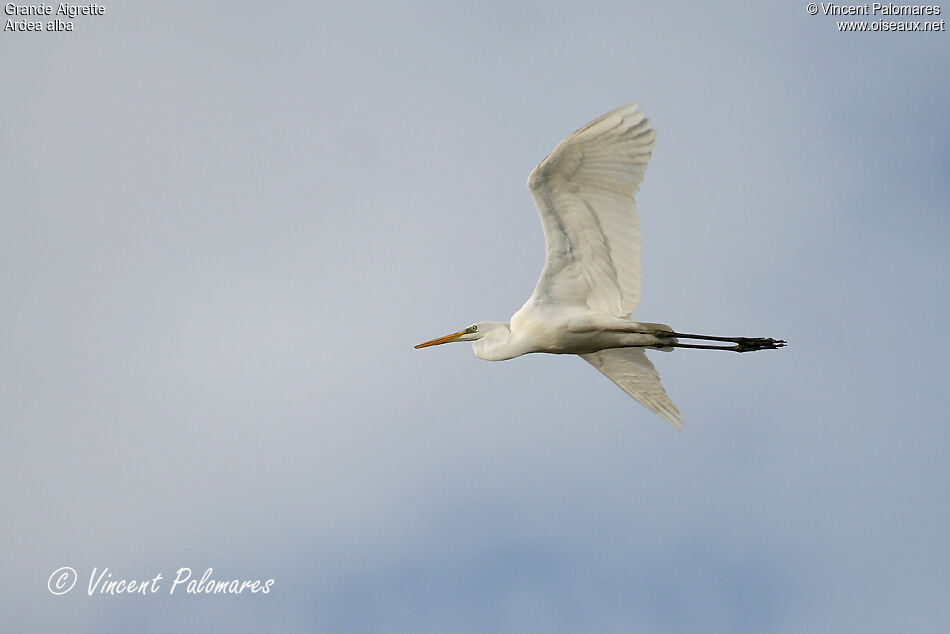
<box><xmin>415</xmin><ymin>103</ymin><xmax>785</xmax><ymax>428</ymax></box>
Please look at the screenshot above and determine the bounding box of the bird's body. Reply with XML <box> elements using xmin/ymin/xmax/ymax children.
<box><xmin>416</xmin><ymin>103</ymin><xmax>784</xmax><ymax>428</ymax></box>
<box><xmin>475</xmin><ymin>309</ymin><xmax>671</xmax><ymax>361</ymax></box>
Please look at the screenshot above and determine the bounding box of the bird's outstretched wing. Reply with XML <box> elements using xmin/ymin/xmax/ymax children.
<box><xmin>527</xmin><ymin>103</ymin><xmax>655</xmax><ymax>316</ymax></box>
<box><xmin>581</xmin><ymin>348</ymin><xmax>683</xmax><ymax>429</ymax></box>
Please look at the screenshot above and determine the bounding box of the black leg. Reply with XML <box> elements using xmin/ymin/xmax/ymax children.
<box><xmin>668</xmin><ymin>333</ymin><xmax>786</xmax><ymax>353</ymax></box>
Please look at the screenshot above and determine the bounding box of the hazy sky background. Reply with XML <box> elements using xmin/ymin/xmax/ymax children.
<box><xmin>2</xmin><ymin>2</ymin><xmax>948</xmax><ymax>632</ymax></box>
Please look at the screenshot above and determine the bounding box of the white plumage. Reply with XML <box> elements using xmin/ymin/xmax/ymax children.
<box><xmin>416</xmin><ymin>104</ymin><xmax>785</xmax><ymax>429</ymax></box>
<box><xmin>527</xmin><ymin>103</ymin><xmax>652</xmax><ymax>316</ymax></box>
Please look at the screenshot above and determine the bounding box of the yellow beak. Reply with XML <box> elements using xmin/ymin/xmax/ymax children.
<box><xmin>415</xmin><ymin>329</ymin><xmax>466</xmax><ymax>349</ymax></box>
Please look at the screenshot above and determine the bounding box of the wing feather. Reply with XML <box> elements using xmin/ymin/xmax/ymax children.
<box><xmin>527</xmin><ymin>103</ymin><xmax>656</xmax><ymax>315</ymax></box>
<box><xmin>581</xmin><ymin>348</ymin><xmax>684</xmax><ymax>429</ymax></box>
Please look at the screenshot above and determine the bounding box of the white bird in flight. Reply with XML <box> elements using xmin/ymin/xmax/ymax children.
<box><xmin>415</xmin><ymin>103</ymin><xmax>785</xmax><ymax>428</ymax></box>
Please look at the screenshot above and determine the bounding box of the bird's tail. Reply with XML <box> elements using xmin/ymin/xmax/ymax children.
<box><xmin>632</xmin><ymin>320</ymin><xmax>676</xmax><ymax>352</ymax></box>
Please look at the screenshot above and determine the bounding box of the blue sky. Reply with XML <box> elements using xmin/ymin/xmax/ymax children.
<box><xmin>2</xmin><ymin>2</ymin><xmax>949</xmax><ymax>632</ymax></box>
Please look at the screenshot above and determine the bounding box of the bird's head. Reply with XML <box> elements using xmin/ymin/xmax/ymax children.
<box><xmin>414</xmin><ymin>321</ymin><xmax>516</xmax><ymax>359</ymax></box>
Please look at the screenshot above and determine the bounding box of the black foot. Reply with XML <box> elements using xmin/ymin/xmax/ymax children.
<box><xmin>734</xmin><ymin>337</ymin><xmax>787</xmax><ymax>353</ymax></box>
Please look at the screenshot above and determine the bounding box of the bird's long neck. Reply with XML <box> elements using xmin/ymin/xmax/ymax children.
<box><xmin>472</xmin><ymin>322</ymin><xmax>525</xmax><ymax>361</ymax></box>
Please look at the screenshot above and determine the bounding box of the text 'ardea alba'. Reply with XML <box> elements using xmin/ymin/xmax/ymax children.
<box><xmin>415</xmin><ymin>103</ymin><xmax>785</xmax><ymax>428</ymax></box>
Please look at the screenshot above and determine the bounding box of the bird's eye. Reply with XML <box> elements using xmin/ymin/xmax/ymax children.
<box><xmin>467</xmin><ymin>325</ymin><xmax>478</xmax><ymax>333</ymax></box>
